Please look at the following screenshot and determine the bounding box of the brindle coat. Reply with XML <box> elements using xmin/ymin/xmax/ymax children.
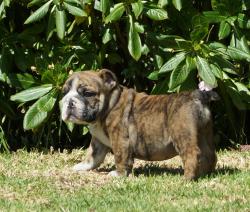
<box><xmin>62</xmin><ymin>69</ymin><xmax>217</xmax><ymax>180</ymax></box>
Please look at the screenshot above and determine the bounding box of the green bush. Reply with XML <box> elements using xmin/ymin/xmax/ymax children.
<box><xmin>0</xmin><ymin>0</ymin><xmax>249</xmax><ymax>151</ymax></box>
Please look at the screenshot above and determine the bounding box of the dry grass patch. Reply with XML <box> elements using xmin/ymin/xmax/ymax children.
<box><xmin>0</xmin><ymin>149</ymin><xmax>249</xmax><ymax>211</ymax></box>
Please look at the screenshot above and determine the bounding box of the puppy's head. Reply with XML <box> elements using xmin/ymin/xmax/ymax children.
<box><xmin>61</xmin><ymin>69</ymin><xmax>117</xmax><ymax>124</ymax></box>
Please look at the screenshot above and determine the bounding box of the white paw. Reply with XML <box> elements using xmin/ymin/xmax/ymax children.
<box><xmin>108</xmin><ymin>170</ymin><xmax>120</xmax><ymax>177</ymax></box>
<box><xmin>72</xmin><ymin>162</ymin><xmax>93</xmax><ymax>172</ymax></box>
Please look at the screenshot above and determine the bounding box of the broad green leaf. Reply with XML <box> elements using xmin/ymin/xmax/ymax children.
<box><xmin>155</xmin><ymin>54</ymin><xmax>164</xmax><ymax>69</ymax></box>
<box><xmin>178</xmin><ymin>68</ymin><xmax>199</xmax><ymax>92</ymax></box>
<box><xmin>226</xmin><ymin>16</ymin><xmax>237</xmax><ymax>25</ymax></box>
<box><xmin>23</xmin><ymin>99</ymin><xmax>48</xmax><ymax>130</ymax></box>
<box><xmin>64</xmin><ymin>2</ymin><xmax>87</xmax><ymax>17</ymax></box>
<box><xmin>105</xmin><ymin>3</ymin><xmax>125</xmax><ymax>23</ymax></box>
<box><xmin>191</xmin><ymin>15</ymin><xmax>209</xmax><ymax>41</ymax></box>
<box><xmin>37</xmin><ymin>89</ymin><xmax>58</xmax><ymax>112</ymax></box>
<box><xmin>234</xmin><ymin>82</ymin><xmax>250</xmax><ymax>104</ymax></box>
<box><xmin>82</xmin><ymin>126</ymin><xmax>89</xmax><ymax>135</ymax></box>
<box><xmin>200</xmin><ymin>43</ymin><xmax>213</xmax><ymax>55</ymax></box>
<box><xmin>10</xmin><ymin>84</ymin><xmax>53</xmax><ymax>103</ymax></box>
<box><xmin>65</xmin><ymin>0</ymin><xmax>81</xmax><ymax>4</ymax></box>
<box><xmin>209</xmin><ymin>42</ymin><xmax>229</xmax><ymax>58</ymax></box>
<box><xmin>158</xmin><ymin>0</ymin><xmax>169</xmax><ymax>8</ymax></box>
<box><xmin>56</xmin><ymin>6</ymin><xmax>66</xmax><ymax>40</ymax></box>
<box><xmin>218</xmin><ymin>21</ymin><xmax>231</xmax><ymax>40</ymax></box>
<box><xmin>210</xmin><ymin>55</ymin><xmax>238</xmax><ymax>75</ymax></box>
<box><xmin>203</xmin><ymin>11</ymin><xmax>226</xmax><ymax>23</ymax></box>
<box><xmin>24</xmin><ymin>0</ymin><xmax>53</xmax><ymax>24</ymax></box>
<box><xmin>100</xmin><ymin>0</ymin><xmax>109</xmax><ymax>14</ymax></box>
<box><xmin>0</xmin><ymin>70</ymin><xmax>7</xmax><ymax>83</ymax></box>
<box><xmin>27</xmin><ymin>0</ymin><xmax>43</xmax><ymax>7</ymax></box>
<box><xmin>66</xmin><ymin>121</ymin><xmax>74</xmax><ymax>132</ymax></box>
<box><xmin>128</xmin><ymin>15</ymin><xmax>142</xmax><ymax>61</ymax></box>
<box><xmin>102</xmin><ymin>28</ymin><xmax>112</xmax><ymax>44</ymax></box>
<box><xmin>235</xmin><ymin>82</ymin><xmax>250</xmax><ymax>96</ymax></box>
<box><xmin>46</xmin><ymin>7</ymin><xmax>56</xmax><ymax>41</ymax></box>
<box><xmin>147</xmin><ymin>71</ymin><xmax>159</xmax><ymax>80</ymax></box>
<box><xmin>159</xmin><ymin>52</ymin><xmax>186</xmax><ymax>73</ymax></box>
<box><xmin>141</xmin><ymin>44</ymin><xmax>149</xmax><ymax>55</ymax></box>
<box><xmin>146</xmin><ymin>9</ymin><xmax>168</xmax><ymax>21</ymax></box>
<box><xmin>172</xmin><ymin>0</ymin><xmax>182</xmax><ymax>11</ymax></box>
<box><xmin>230</xmin><ymin>33</ymin><xmax>250</xmax><ymax>54</ymax></box>
<box><xmin>0</xmin><ymin>2</ymin><xmax>5</xmax><ymax>20</ymax></box>
<box><xmin>238</xmin><ymin>35</ymin><xmax>250</xmax><ymax>54</ymax></box>
<box><xmin>156</xmin><ymin>35</ymin><xmax>192</xmax><ymax>50</ymax></box>
<box><xmin>185</xmin><ymin>55</ymin><xmax>196</xmax><ymax>72</ymax></box>
<box><xmin>169</xmin><ymin>61</ymin><xmax>189</xmax><ymax>89</ymax></box>
<box><xmin>242</xmin><ymin>0</ymin><xmax>250</xmax><ymax>10</ymax></box>
<box><xmin>175</xmin><ymin>39</ymin><xmax>192</xmax><ymax>50</ymax></box>
<box><xmin>237</xmin><ymin>13</ymin><xmax>250</xmax><ymax>29</ymax></box>
<box><xmin>6</xmin><ymin>73</ymin><xmax>37</xmax><ymax>89</ymax></box>
<box><xmin>225</xmin><ymin>81</ymin><xmax>246</xmax><ymax>110</ymax></box>
<box><xmin>209</xmin><ymin>42</ymin><xmax>227</xmax><ymax>50</ymax></box>
<box><xmin>210</xmin><ymin>64</ymin><xmax>223</xmax><ymax>79</ymax></box>
<box><xmin>134</xmin><ymin>22</ymin><xmax>144</xmax><ymax>33</ymax></box>
<box><xmin>4</xmin><ymin>0</ymin><xmax>10</xmax><ymax>6</ymax></box>
<box><xmin>192</xmin><ymin>14</ymin><xmax>209</xmax><ymax>28</ymax></box>
<box><xmin>227</xmin><ymin>46</ymin><xmax>250</xmax><ymax>61</ymax></box>
<box><xmin>196</xmin><ymin>56</ymin><xmax>216</xmax><ymax>86</ymax></box>
<box><xmin>156</xmin><ymin>35</ymin><xmax>182</xmax><ymax>47</ymax></box>
<box><xmin>131</xmin><ymin>1</ymin><xmax>143</xmax><ymax>19</ymax></box>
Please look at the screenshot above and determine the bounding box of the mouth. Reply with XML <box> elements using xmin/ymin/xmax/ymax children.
<box><xmin>62</xmin><ymin>111</ymin><xmax>77</xmax><ymax>122</ymax></box>
<box><xmin>64</xmin><ymin>114</ymin><xmax>88</xmax><ymax>125</ymax></box>
<box><xmin>62</xmin><ymin>110</ymin><xmax>96</xmax><ymax>125</ymax></box>
<box><xmin>66</xmin><ymin>113</ymin><xmax>78</xmax><ymax>122</ymax></box>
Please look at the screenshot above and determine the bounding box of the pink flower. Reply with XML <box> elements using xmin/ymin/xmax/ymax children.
<box><xmin>198</xmin><ymin>81</ymin><xmax>215</xmax><ymax>91</ymax></box>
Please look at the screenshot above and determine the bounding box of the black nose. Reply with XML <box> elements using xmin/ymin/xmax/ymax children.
<box><xmin>68</xmin><ymin>99</ymin><xmax>75</xmax><ymax>108</ymax></box>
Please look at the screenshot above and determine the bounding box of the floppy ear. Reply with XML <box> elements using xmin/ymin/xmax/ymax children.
<box><xmin>99</xmin><ymin>69</ymin><xmax>117</xmax><ymax>90</ymax></box>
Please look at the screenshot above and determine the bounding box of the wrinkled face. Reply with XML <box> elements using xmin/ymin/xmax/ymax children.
<box><xmin>61</xmin><ymin>72</ymin><xmax>102</xmax><ymax>124</ymax></box>
<box><xmin>61</xmin><ymin>70</ymin><xmax>117</xmax><ymax>124</ymax></box>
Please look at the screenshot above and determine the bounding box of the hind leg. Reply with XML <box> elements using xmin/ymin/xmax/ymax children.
<box><xmin>182</xmin><ymin>150</ymin><xmax>216</xmax><ymax>180</ymax></box>
<box><xmin>196</xmin><ymin>123</ymin><xmax>217</xmax><ymax>176</ymax></box>
<box><xmin>181</xmin><ymin>146</ymin><xmax>201</xmax><ymax>180</ymax></box>
<box><xmin>180</xmin><ymin>128</ymin><xmax>216</xmax><ymax>180</ymax></box>
<box><xmin>174</xmin><ymin>131</ymin><xmax>216</xmax><ymax>180</ymax></box>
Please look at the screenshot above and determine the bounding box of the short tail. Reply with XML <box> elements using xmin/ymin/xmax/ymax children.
<box><xmin>192</xmin><ymin>89</ymin><xmax>220</xmax><ymax>103</ymax></box>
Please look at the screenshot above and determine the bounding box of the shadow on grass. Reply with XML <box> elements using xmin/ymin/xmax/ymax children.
<box><xmin>213</xmin><ymin>166</ymin><xmax>241</xmax><ymax>176</ymax></box>
<box><xmin>97</xmin><ymin>164</ymin><xmax>240</xmax><ymax>179</ymax></box>
<box><xmin>136</xmin><ymin>165</ymin><xmax>241</xmax><ymax>179</ymax></box>
<box><xmin>97</xmin><ymin>164</ymin><xmax>184</xmax><ymax>176</ymax></box>
<box><xmin>133</xmin><ymin>165</ymin><xmax>184</xmax><ymax>177</ymax></box>
<box><xmin>133</xmin><ymin>165</ymin><xmax>240</xmax><ymax>178</ymax></box>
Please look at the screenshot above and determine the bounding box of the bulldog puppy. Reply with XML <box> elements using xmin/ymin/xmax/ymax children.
<box><xmin>61</xmin><ymin>69</ymin><xmax>217</xmax><ymax>180</ymax></box>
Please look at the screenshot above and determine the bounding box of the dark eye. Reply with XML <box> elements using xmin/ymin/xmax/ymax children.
<box><xmin>84</xmin><ymin>91</ymin><xmax>97</xmax><ymax>97</ymax></box>
<box><xmin>77</xmin><ymin>87</ymin><xmax>96</xmax><ymax>97</ymax></box>
<box><xmin>62</xmin><ymin>87</ymin><xmax>69</xmax><ymax>96</ymax></box>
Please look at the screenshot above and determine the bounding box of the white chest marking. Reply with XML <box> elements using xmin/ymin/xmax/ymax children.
<box><xmin>89</xmin><ymin>124</ymin><xmax>111</xmax><ymax>148</ymax></box>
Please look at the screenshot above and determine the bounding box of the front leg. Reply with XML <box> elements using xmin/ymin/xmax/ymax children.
<box><xmin>109</xmin><ymin>138</ymin><xmax>134</xmax><ymax>177</ymax></box>
<box><xmin>73</xmin><ymin>137</ymin><xmax>110</xmax><ymax>171</ymax></box>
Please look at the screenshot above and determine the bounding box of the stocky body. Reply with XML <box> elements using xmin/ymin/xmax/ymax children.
<box><xmin>61</xmin><ymin>69</ymin><xmax>217</xmax><ymax>180</ymax></box>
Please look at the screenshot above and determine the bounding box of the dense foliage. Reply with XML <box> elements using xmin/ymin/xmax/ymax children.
<box><xmin>0</xmin><ymin>0</ymin><xmax>250</xmax><ymax>151</ymax></box>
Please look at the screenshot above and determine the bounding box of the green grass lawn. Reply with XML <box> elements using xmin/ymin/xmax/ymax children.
<box><xmin>0</xmin><ymin>149</ymin><xmax>249</xmax><ymax>212</ymax></box>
